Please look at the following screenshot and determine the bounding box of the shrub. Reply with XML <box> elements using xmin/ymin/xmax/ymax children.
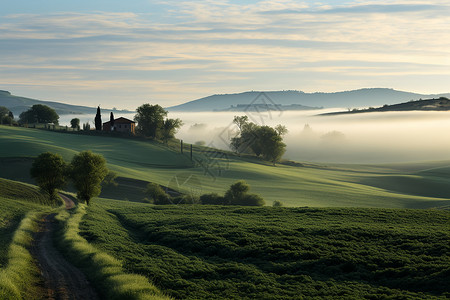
<box><xmin>200</xmin><ymin>193</ymin><xmax>225</xmax><ymax>205</ymax></box>
<box><xmin>238</xmin><ymin>194</ymin><xmax>265</xmax><ymax>206</ymax></box>
<box><xmin>273</xmin><ymin>200</ymin><xmax>283</xmax><ymax>207</ymax></box>
<box><xmin>145</xmin><ymin>183</ymin><xmax>170</xmax><ymax>205</ymax></box>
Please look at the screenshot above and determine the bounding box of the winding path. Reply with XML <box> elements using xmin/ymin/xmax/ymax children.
<box><xmin>32</xmin><ymin>194</ymin><xmax>99</xmax><ymax>300</ymax></box>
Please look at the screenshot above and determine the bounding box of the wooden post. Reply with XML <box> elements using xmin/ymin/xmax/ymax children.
<box><xmin>181</xmin><ymin>140</ymin><xmax>183</xmax><ymax>154</ymax></box>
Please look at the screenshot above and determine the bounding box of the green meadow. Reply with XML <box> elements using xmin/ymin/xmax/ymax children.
<box><xmin>80</xmin><ymin>199</ymin><xmax>450</xmax><ymax>299</ymax></box>
<box><xmin>1</xmin><ymin>125</ymin><xmax>449</xmax><ymax>208</ymax></box>
<box><xmin>0</xmin><ymin>125</ymin><xmax>449</xmax><ymax>299</ymax></box>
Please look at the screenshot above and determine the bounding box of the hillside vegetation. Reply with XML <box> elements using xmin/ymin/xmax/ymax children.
<box><xmin>80</xmin><ymin>199</ymin><xmax>450</xmax><ymax>299</ymax></box>
<box><xmin>322</xmin><ymin>97</ymin><xmax>450</xmax><ymax>116</ymax></box>
<box><xmin>0</xmin><ymin>178</ymin><xmax>47</xmax><ymax>264</ymax></box>
<box><xmin>1</xmin><ymin>125</ymin><xmax>450</xmax><ymax>208</ymax></box>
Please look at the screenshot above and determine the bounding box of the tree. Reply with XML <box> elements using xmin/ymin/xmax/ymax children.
<box><xmin>110</xmin><ymin>112</ymin><xmax>115</xmax><ymax>131</ymax></box>
<box><xmin>134</xmin><ymin>104</ymin><xmax>167</xmax><ymax>138</ymax></box>
<box><xmin>30</xmin><ymin>152</ymin><xmax>67</xmax><ymax>201</ymax></box>
<box><xmin>161</xmin><ymin>118</ymin><xmax>183</xmax><ymax>143</ymax></box>
<box><xmin>233</xmin><ymin>115</ymin><xmax>249</xmax><ymax>132</ymax></box>
<box><xmin>70</xmin><ymin>118</ymin><xmax>80</xmax><ymax>129</ymax></box>
<box><xmin>70</xmin><ymin>151</ymin><xmax>108</xmax><ymax>205</ymax></box>
<box><xmin>19</xmin><ymin>104</ymin><xmax>59</xmax><ymax>124</ymax></box>
<box><xmin>275</xmin><ymin>124</ymin><xmax>288</xmax><ymax>136</ymax></box>
<box><xmin>0</xmin><ymin>106</ymin><xmax>13</xmax><ymax>125</ymax></box>
<box><xmin>83</xmin><ymin>122</ymin><xmax>91</xmax><ymax>131</ymax></box>
<box><xmin>95</xmin><ymin>106</ymin><xmax>102</xmax><ymax>131</ymax></box>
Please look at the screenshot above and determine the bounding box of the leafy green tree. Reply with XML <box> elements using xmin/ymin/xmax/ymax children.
<box><xmin>95</xmin><ymin>106</ymin><xmax>102</xmax><ymax>130</ymax></box>
<box><xmin>70</xmin><ymin>151</ymin><xmax>108</xmax><ymax>205</ymax></box>
<box><xmin>19</xmin><ymin>104</ymin><xmax>59</xmax><ymax>124</ymax></box>
<box><xmin>0</xmin><ymin>106</ymin><xmax>9</xmax><ymax>124</ymax></box>
<box><xmin>134</xmin><ymin>104</ymin><xmax>167</xmax><ymax>138</ymax></box>
<box><xmin>30</xmin><ymin>152</ymin><xmax>67</xmax><ymax>201</ymax></box>
<box><xmin>70</xmin><ymin>118</ymin><xmax>80</xmax><ymax>129</ymax></box>
<box><xmin>161</xmin><ymin>118</ymin><xmax>183</xmax><ymax>143</ymax></box>
<box><xmin>275</xmin><ymin>124</ymin><xmax>288</xmax><ymax>136</ymax></box>
<box><xmin>8</xmin><ymin>111</ymin><xmax>13</xmax><ymax>119</ymax></box>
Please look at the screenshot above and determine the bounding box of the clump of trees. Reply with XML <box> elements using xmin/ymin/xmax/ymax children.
<box><xmin>200</xmin><ymin>180</ymin><xmax>265</xmax><ymax>206</ymax></box>
<box><xmin>134</xmin><ymin>104</ymin><xmax>183</xmax><ymax>141</ymax></box>
<box><xmin>0</xmin><ymin>106</ymin><xmax>15</xmax><ymax>125</ymax></box>
<box><xmin>19</xmin><ymin>104</ymin><xmax>59</xmax><ymax>124</ymax></box>
<box><xmin>30</xmin><ymin>151</ymin><xmax>108</xmax><ymax>205</ymax></box>
<box><xmin>230</xmin><ymin>116</ymin><xmax>287</xmax><ymax>165</ymax></box>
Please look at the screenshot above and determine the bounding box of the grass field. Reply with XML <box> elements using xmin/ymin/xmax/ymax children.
<box><xmin>80</xmin><ymin>198</ymin><xmax>450</xmax><ymax>299</ymax></box>
<box><xmin>0</xmin><ymin>178</ymin><xmax>47</xmax><ymax>266</ymax></box>
<box><xmin>1</xmin><ymin>125</ymin><xmax>450</xmax><ymax>208</ymax></box>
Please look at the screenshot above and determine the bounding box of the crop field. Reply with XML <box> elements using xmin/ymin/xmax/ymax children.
<box><xmin>1</xmin><ymin>125</ymin><xmax>450</xmax><ymax>208</ymax></box>
<box><xmin>80</xmin><ymin>198</ymin><xmax>450</xmax><ymax>299</ymax></box>
<box><xmin>0</xmin><ymin>178</ymin><xmax>46</xmax><ymax>266</ymax></box>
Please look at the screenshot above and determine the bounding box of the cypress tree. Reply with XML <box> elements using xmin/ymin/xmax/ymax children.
<box><xmin>95</xmin><ymin>106</ymin><xmax>102</xmax><ymax>131</ymax></box>
<box><xmin>110</xmin><ymin>112</ymin><xmax>115</xmax><ymax>131</ymax></box>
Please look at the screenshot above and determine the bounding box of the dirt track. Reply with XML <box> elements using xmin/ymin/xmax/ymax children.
<box><xmin>32</xmin><ymin>195</ymin><xmax>99</xmax><ymax>300</ymax></box>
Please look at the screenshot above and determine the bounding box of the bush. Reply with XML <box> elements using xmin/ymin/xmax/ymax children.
<box><xmin>200</xmin><ymin>193</ymin><xmax>225</xmax><ymax>205</ymax></box>
<box><xmin>272</xmin><ymin>200</ymin><xmax>283</xmax><ymax>207</ymax></box>
<box><xmin>238</xmin><ymin>194</ymin><xmax>265</xmax><ymax>206</ymax></box>
<box><xmin>145</xmin><ymin>183</ymin><xmax>170</xmax><ymax>205</ymax></box>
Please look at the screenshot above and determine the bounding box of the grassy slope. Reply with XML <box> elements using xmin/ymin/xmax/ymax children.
<box><xmin>0</xmin><ymin>178</ymin><xmax>47</xmax><ymax>266</ymax></box>
<box><xmin>1</xmin><ymin>125</ymin><xmax>450</xmax><ymax>208</ymax></box>
<box><xmin>81</xmin><ymin>199</ymin><xmax>450</xmax><ymax>299</ymax></box>
<box><xmin>0</xmin><ymin>178</ymin><xmax>49</xmax><ymax>299</ymax></box>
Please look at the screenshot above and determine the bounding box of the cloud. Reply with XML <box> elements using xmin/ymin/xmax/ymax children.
<box><xmin>0</xmin><ymin>1</ymin><xmax>449</xmax><ymax>108</ymax></box>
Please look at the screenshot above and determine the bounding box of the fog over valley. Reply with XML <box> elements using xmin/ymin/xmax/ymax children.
<box><xmin>60</xmin><ymin>110</ymin><xmax>450</xmax><ymax>164</ymax></box>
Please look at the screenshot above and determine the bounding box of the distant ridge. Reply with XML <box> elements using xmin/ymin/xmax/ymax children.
<box><xmin>320</xmin><ymin>97</ymin><xmax>450</xmax><ymax>116</ymax></box>
<box><xmin>167</xmin><ymin>88</ymin><xmax>450</xmax><ymax>112</ymax></box>
<box><xmin>0</xmin><ymin>90</ymin><xmax>132</xmax><ymax>116</ymax></box>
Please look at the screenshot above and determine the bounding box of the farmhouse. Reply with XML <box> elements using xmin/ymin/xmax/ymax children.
<box><xmin>103</xmin><ymin>117</ymin><xmax>136</xmax><ymax>134</ymax></box>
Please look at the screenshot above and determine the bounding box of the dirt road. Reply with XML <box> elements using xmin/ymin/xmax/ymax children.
<box><xmin>32</xmin><ymin>195</ymin><xmax>99</xmax><ymax>300</ymax></box>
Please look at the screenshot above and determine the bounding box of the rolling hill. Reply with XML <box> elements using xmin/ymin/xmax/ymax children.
<box><xmin>0</xmin><ymin>90</ymin><xmax>132</xmax><ymax>116</ymax></box>
<box><xmin>167</xmin><ymin>88</ymin><xmax>450</xmax><ymax>112</ymax></box>
<box><xmin>1</xmin><ymin>125</ymin><xmax>450</xmax><ymax>209</ymax></box>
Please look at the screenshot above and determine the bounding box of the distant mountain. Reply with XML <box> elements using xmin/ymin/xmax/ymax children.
<box><xmin>321</xmin><ymin>97</ymin><xmax>450</xmax><ymax>116</ymax></box>
<box><xmin>0</xmin><ymin>90</ymin><xmax>132</xmax><ymax>116</ymax></box>
<box><xmin>167</xmin><ymin>89</ymin><xmax>450</xmax><ymax>112</ymax></box>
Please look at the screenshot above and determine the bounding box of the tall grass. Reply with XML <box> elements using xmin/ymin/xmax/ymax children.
<box><xmin>0</xmin><ymin>211</ymin><xmax>47</xmax><ymax>299</ymax></box>
<box><xmin>55</xmin><ymin>205</ymin><xmax>171</xmax><ymax>300</ymax></box>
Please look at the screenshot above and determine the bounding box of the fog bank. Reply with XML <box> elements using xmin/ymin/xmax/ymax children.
<box><xmin>60</xmin><ymin>110</ymin><xmax>450</xmax><ymax>164</ymax></box>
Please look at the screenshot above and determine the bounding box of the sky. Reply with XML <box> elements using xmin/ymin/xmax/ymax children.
<box><xmin>1</xmin><ymin>0</ymin><xmax>449</xmax><ymax>109</ymax></box>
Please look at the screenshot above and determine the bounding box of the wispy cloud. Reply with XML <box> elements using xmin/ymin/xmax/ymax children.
<box><xmin>0</xmin><ymin>1</ymin><xmax>449</xmax><ymax>108</ymax></box>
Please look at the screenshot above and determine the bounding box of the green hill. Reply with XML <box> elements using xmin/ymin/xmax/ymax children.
<box><xmin>321</xmin><ymin>97</ymin><xmax>450</xmax><ymax>115</ymax></box>
<box><xmin>0</xmin><ymin>90</ymin><xmax>132</xmax><ymax>116</ymax></box>
<box><xmin>1</xmin><ymin>125</ymin><xmax>449</xmax><ymax>209</ymax></box>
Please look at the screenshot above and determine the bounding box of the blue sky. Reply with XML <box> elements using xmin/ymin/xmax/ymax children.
<box><xmin>1</xmin><ymin>0</ymin><xmax>449</xmax><ymax>109</ymax></box>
